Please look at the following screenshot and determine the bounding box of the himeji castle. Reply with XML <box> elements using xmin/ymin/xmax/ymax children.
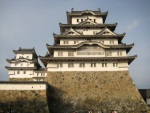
<box><xmin>3</xmin><ymin>9</ymin><xmax>149</xmax><ymax>113</ymax></box>
<box><xmin>39</xmin><ymin>9</ymin><xmax>135</xmax><ymax>72</ymax></box>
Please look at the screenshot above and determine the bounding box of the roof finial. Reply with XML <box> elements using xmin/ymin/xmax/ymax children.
<box><xmin>71</xmin><ymin>8</ymin><xmax>74</xmax><ymax>12</ymax></box>
<box><xmin>98</xmin><ymin>8</ymin><xmax>101</xmax><ymax>11</ymax></box>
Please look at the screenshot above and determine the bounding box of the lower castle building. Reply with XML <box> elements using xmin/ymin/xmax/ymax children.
<box><xmin>0</xmin><ymin>9</ymin><xmax>149</xmax><ymax>113</ymax></box>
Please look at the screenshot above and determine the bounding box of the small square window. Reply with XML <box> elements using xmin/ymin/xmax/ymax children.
<box><xmin>68</xmin><ymin>63</ymin><xmax>74</xmax><ymax>68</ymax></box>
<box><xmin>91</xmin><ymin>63</ymin><xmax>96</xmax><ymax>67</ymax></box>
<box><xmin>58</xmin><ymin>52</ymin><xmax>63</xmax><ymax>56</ymax></box>
<box><xmin>23</xmin><ymin>71</ymin><xmax>26</xmax><ymax>74</ymax></box>
<box><xmin>79</xmin><ymin>63</ymin><xmax>85</xmax><ymax>68</ymax></box>
<box><xmin>58</xmin><ymin>63</ymin><xmax>63</xmax><ymax>68</ymax></box>
<box><xmin>68</xmin><ymin>52</ymin><xmax>74</xmax><ymax>56</ymax></box>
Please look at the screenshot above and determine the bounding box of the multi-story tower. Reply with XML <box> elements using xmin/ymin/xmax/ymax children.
<box><xmin>6</xmin><ymin>47</ymin><xmax>46</xmax><ymax>81</ymax></box>
<box><xmin>40</xmin><ymin>9</ymin><xmax>135</xmax><ymax>72</ymax></box>
<box><xmin>39</xmin><ymin>9</ymin><xmax>148</xmax><ymax>112</ymax></box>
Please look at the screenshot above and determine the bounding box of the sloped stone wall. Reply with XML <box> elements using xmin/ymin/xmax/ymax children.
<box><xmin>0</xmin><ymin>90</ymin><xmax>49</xmax><ymax>113</ymax></box>
<box><xmin>9</xmin><ymin>78</ymin><xmax>33</xmax><ymax>81</ymax></box>
<box><xmin>46</xmin><ymin>71</ymin><xmax>149</xmax><ymax>113</ymax></box>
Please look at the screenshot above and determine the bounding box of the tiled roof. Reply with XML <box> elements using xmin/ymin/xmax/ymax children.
<box><xmin>5</xmin><ymin>66</ymin><xmax>37</xmax><ymax>70</ymax></box>
<box><xmin>39</xmin><ymin>55</ymin><xmax>137</xmax><ymax>66</ymax></box>
<box><xmin>59</xmin><ymin>23</ymin><xmax>117</xmax><ymax>32</ymax></box>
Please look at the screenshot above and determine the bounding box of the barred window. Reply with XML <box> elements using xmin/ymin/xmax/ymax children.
<box><xmin>102</xmin><ymin>63</ymin><xmax>107</xmax><ymax>67</ymax></box>
<box><xmin>79</xmin><ymin>63</ymin><xmax>85</xmax><ymax>67</ymax></box>
<box><xmin>23</xmin><ymin>71</ymin><xmax>26</xmax><ymax>74</ymax></box>
<box><xmin>58</xmin><ymin>63</ymin><xmax>63</xmax><ymax>68</ymax></box>
<box><xmin>17</xmin><ymin>71</ymin><xmax>20</xmax><ymax>74</ymax></box>
<box><xmin>68</xmin><ymin>52</ymin><xmax>74</xmax><ymax>56</ymax></box>
<box><xmin>106</xmin><ymin>51</ymin><xmax>112</xmax><ymax>56</ymax></box>
<box><xmin>68</xmin><ymin>63</ymin><xmax>74</xmax><ymax>68</ymax></box>
<box><xmin>110</xmin><ymin>40</ymin><xmax>114</xmax><ymax>44</ymax></box>
<box><xmin>117</xmin><ymin>51</ymin><xmax>122</xmax><ymax>56</ymax></box>
<box><xmin>58</xmin><ymin>52</ymin><xmax>63</xmax><ymax>56</ymax></box>
<box><xmin>91</xmin><ymin>63</ymin><xmax>96</xmax><ymax>67</ymax></box>
<box><xmin>63</xmin><ymin>40</ymin><xmax>68</xmax><ymax>44</ymax></box>
<box><xmin>113</xmin><ymin>63</ymin><xmax>118</xmax><ymax>67</ymax></box>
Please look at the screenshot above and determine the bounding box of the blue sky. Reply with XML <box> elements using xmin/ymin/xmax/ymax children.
<box><xmin>0</xmin><ymin>0</ymin><xmax>150</xmax><ymax>89</ymax></box>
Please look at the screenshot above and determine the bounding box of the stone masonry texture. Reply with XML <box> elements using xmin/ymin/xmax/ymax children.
<box><xmin>0</xmin><ymin>90</ymin><xmax>49</xmax><ymax>113</ymax></box>
<box><xmin>46</xmin><ymin>71</ymin><xmax>149</xmax><ymax>113</ymax></box>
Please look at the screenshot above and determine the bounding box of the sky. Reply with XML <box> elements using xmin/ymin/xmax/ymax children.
<box><xmin>0</xmin><ymin>0</ymin><xmax>150</xmax><ymax>89</ymax></box>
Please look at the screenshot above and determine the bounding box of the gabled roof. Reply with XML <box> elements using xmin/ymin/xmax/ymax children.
<box><xmin>13</xmin><ymin>47</ymin><xmax>38</xmax><ymax>58</ymax></box>
<box><xmin>61</xmin><ymin>28</ymin><xmax>82</xmax><ymax>36</ymax></box>
<box><xmin>67</xmin><ymin>9</ymin><xmax>108</xmax><ymax>24</ymax></box>
<box><xmin>96</xmin><ymin>27</ymin><xmax>122</xmax><ymax>36</ymax></box>
<box><xmin>47</xmin><ymin>42</ymin><xmax>134</xmax><ymax>53</ymax></box>
<box><xmin>53</xmin><ymin>32</ymin><xmax>125</xmax><ymax>44</ymax></box>
<box><xmin>79</xmin><ymin>18</ymin><xmax>97</xmax><ymax>25</ymax></box>
<box><xmin>59</xmin><ymin>23</ymin><xmax>117</xmax><ymax>33</ymax></box>
<box><xmin>6</xmin><ymin>57</ymin><xmax>33</xmax><ymax>63</ymax></box>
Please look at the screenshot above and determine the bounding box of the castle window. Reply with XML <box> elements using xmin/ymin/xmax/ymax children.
<box><xmin>102</xmin><ymin>63</ymin><xmax>107</xmax><ymax>67</ymax></box>
<box><xmin>58</xmin><ymin>63</ymin><xmax>63</xmax><ymax>68</ymax></box>
<box><xmin>94</xmin><ymin>19</ymin><xmax>96</xmax><ymax>22</ymax></box>
<box><xmin>91</xmin><ymin>63</ymin><xmax>96</xmax><ymax>67</ymax></box>
<box><xmin>77</xmin><ymin>19</ymin><xmax>79</xmax><ymax>22</ymax></box>
<box><xmin>58</xmin><ymin>52</ymin><xmax>63</xmax><ymax>56</ymax></box>
<box><xmin>106</xmin><ymin>51</ymin><xmax>112</xmax><ymax>56</ymax></box>
<box><xmin>74</xmin><ymin>40</ymin><xmax>79</xmax><ymax>44</ymax></box>
<box><xmin>113</xmin><ymin>63</ymin><xmax>118</xmax><ymax>67</ymax></box>
<box><xmin>64</xmin><ymin>40</ymin><xmax>68</xmax><ymax>44</ymax></box>
<box><xmin>68</xmin><ymin>63</ymin><xmax>74</xmax><ymax>68</ymax></box>
<box><xmin>117</xmin><ymin>51</ymin><xmax>122</xmax><ymax>56</ymax></box>
<box><xmin>110</xmin><ymin>40</ymin><xmax>114</xmax><ymax>44</ymax></box>
<box><xmin>93</xmin><ymin>31</ymin><xmax>97</xmax><ymax>34</ymax></box>
<box><xmin>81</xmin><ymin>19</ymin><xmax>83</xmax><ymax>22</ymax></box>
<box><xmin>17</xmin><ymin>71</ymin><xmax>20</xmax><ymax>74</ymax></box>
<box><xmin>79</xmin><ymin>63</ymin><xmax>85</xmax><ymax>67</ymax></box>
<box><xmin>68</xmin><ymin>52</ymin><xmax>74</xmax><ymax>56</ymax></box>
<box><xmin>23</xmin><ymin>71</ymin><xmax>26</xmax><ymax>74</ymax></box>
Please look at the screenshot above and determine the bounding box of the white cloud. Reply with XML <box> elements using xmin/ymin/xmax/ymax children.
<box><xmin>126</xmin><ymin>20</ymin><xmax>139</xmax><ymax>31</ymax></box>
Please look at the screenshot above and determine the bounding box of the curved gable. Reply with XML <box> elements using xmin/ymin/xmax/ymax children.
<box><xmin>76</xmin><ymin>41</ymin><xmax>110</xmax><ymax>49</ymax></box>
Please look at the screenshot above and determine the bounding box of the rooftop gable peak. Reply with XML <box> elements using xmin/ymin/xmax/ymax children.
<box><xmin>79</xmin><ymin>18</ymin><xmax>97</xmax><ymax>25</ymax></box>
<box><xmin>96</xmin><ymin>28</ymin><xmax>116</xmax><ymax>36</ymax></box>
<box><xmin>62</xmin><ymin>28</ymin><xmax>82</xmax><ymax>36</ymax></box>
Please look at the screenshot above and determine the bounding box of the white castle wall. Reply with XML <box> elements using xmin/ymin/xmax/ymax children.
<box><xmin>53</xmin><ymin>50</ymin><xmax>126</xmax><ymax>57</ymax></box>
<box><xmin>0</xmin><ymin>83</ymin><xmax>47</xmax><ymax>90</ymax></box>
<box><xmin>60</xmin><ymin>39</ymin><xmax>118</xmax><ymax>45</ymax></box>
<box><xmin>10</xmin><ymin>62</ymin><xmax>34</xmax><ymax>67</ymax></box>
<box><xmin>77</xmin><ymin>29</ymin><xmax>101</xmax><ymax>35</ymax></box>
<box><xmin>9</xmin><ymin>70</ymin><xmax>47</xmax><ymax>78</ymax></box>
<box><xmin>72</xmin><ymin>16</ymin><xmax>103</xmax><ymax>24</ymax></box>
<box><xmin>47</xmin><ymin>62</ymin><xmax>129</xmax><ymax>71</ymax></box>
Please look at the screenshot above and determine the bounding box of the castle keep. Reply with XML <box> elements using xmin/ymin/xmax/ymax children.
<box><xmin>1</xmin><ymin>9</ymin><xmax>149</xmax><ymax>113</ymax></box>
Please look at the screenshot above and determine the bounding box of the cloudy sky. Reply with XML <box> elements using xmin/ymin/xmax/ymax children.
<box><xmin>0</xmin><ymin>0</ymin><xmax>150</xmax><ymax>89</ymax></box>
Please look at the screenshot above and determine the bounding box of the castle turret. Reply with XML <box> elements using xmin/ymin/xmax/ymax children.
<box><xmin>5</xmin><ymin>47</ymin><xmax>46</xmax><ymax>81</ymax></box>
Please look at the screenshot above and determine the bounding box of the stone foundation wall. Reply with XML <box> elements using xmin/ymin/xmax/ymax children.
<box><xmin>0</xmin><ymin>90</ymin><xmax>49</xmax><ymax>113</ymax></box>
<box><xmin>9</xmin><ymin>78</ymin><xmax>33</xmax><ymax>81</ymax></box>
<box><xmin>46</xmin><ymin>71</ymin><xmax>149</xmax><ymax>113</ymax></box>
